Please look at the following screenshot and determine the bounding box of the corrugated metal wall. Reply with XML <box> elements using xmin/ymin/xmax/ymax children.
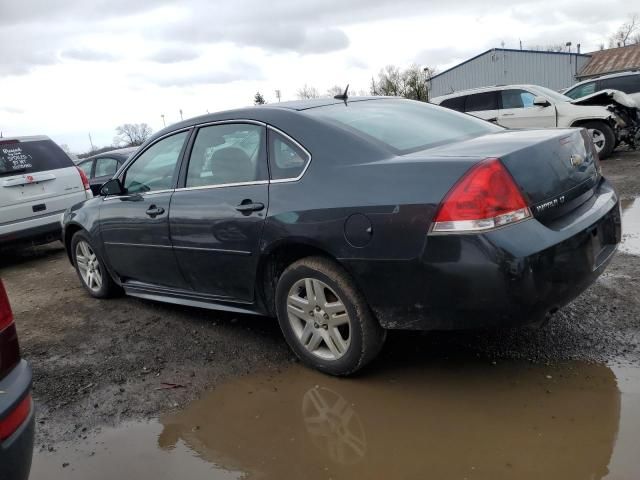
<box><xmin>429</xmin><ymin>50</ymin><xmax>591</xmax><ymax>98</ymax></box>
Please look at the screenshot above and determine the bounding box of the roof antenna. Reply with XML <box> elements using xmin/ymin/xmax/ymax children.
<box><xmin>334</xmin><ymin>84</ymin><xmax>349</xmax><ymax>104</ymax></box>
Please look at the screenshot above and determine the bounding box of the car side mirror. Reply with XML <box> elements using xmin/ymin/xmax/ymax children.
<box><xmin>533</xmin><ymin>96</ymin><xmax>551</xmax><ymax>107</ymax></box>
<box><xmin>100</xmin><ymin>178</ymin><xmax>125</xmax><ymax>196</ymax></box>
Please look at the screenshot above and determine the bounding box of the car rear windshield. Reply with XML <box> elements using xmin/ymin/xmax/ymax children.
<box><xmin>305</xmin><ymin>99</ymin><xmax>501</xmax><ymax>154</ymax></box>
<box><xmin>0</xmin><ymin>139</ymin><xmax>74</xmax><ymax>176</ymax></box>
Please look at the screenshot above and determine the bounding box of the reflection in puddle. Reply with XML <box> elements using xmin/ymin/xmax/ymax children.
<box><xmin>31</xmin><ymin>360</ymin><xmax>640</xmax><ymax>480</ymax></box>
<box><xmin>620</xmin><ymin>198</ymin><xmax>640</xmax><ymax>255</ymax></box>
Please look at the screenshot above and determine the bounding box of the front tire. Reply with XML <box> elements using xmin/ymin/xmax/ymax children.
<box><xmin>583</xmin><ymin>121</ymin><xmax>616</xmax><ymax>159</ymax></box>
<box><xmin>71</xmin><ymin>231</ymin><xmax>120</xmax><ymax>298</ymax></box>
<box><xmin>275</xmin><ymin>256</ymin><xmax>386</xmax><ymax>376</ymax></box>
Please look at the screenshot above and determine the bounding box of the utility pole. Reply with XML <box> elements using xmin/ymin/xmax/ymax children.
<box><xmin>179</xmin><ymin>109</ymin><xmax>183</xmax><ymax>121</ymax></box>
<box><xmin>161</xmin><ymin>114</ymin><xmax>166</xmax><ymax>127</ymax></box>
<box><xmin>275</xmin><ymin>89</ymin><xmax>281</xmax><ymax>102</ymax></box>
<box><xmin>88</xmin><ymin>132</ymin><xmax>95</xmax><ymax>151</ymax></box>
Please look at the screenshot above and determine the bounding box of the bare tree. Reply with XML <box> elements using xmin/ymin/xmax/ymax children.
<box><xmin>115</xmin><ymin>123</ymin><xmax>153</xmax><ymax>147</ymax></box>
<box><xmin>326</xmin><ymin>85</ymin><xmax>344</xmax><ymax>97</ymax></box>
<box><xmin>528</xmin><ymin>44</ymin><xmax>566</xmax><ymax>52</ymax></box>
<box><xmin>370</xmin><ymin>64</ymin><xmax>434</xmax><ymax>101</ymax></box>
<box><xmin>254</xmin><ymin>91</ymin><xmax>266</xmax><ymax>105</ymax></box>
<box><xmin>296</xmin><ymin>84</ymin><xmax>320</xmax><ymax>99</ymax></box>
<box><xmin>609</xmin><ymin>13</ymin><xmax>639</xmax><ymax>47</ymax></box>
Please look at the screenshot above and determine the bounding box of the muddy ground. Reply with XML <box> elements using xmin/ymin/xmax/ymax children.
<box><xmin>2</xmin><ymin>150</ymin><xmax>640</xmax><ymax>478</ymax></box>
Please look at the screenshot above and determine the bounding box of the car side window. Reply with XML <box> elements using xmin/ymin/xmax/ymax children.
<box><xmin>94</xmin><ymin>157</ymin><xmax>119</xmax><ymax>178</ymax></box>
<box><xmin>439</xmin><ymin>96</ymin><xmax>466</xmax><ymax>112</ymax></box>
<box><xmin>78</xmin><ymin>160</ymin><xmax>93</xmax><ymax>178</ymax></box>
<box><xmin>566</xmin><ymin>82</ymin><xmax>596</xmax><ymax>99</ymax></box>
<box><xmin>186</xmin><ymin>124</ymin><xmax>266</xmax><ymax>188</ymax></box>
<box><xmin>268</xmin><ymin>130</ymin><xmax>310</xmax><ymax>180</ymax></box>
<box><xmin>601</xmin><ymin>76</ymin><xmax>639</xmax><ymax>94</ymax></box>
<box><xmin>123</xmin><ymin>131</ymin><xmax>188</xmax><ymax>194</ymax></box>
<box><xmin>465</xmin><ymin>92</ymin><xmax>498</xmax><ymax>112</ymax></box>
<box><xmin>501</xmin><ymin>89</ymin><xmax>536</xmax><ymax>109</ymax></box>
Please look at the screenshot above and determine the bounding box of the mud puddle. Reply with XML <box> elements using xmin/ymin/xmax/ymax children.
<box><xmin>31</xmin><ymin>360</ymin><xmax>640</xmax><ymax>480</ymax></box>
<box><xmin>621</xmin><ymin>198</ymin><xmax>640</xmax><ymax>255</ymax></box>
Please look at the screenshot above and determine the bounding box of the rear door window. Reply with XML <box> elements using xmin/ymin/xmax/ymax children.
<box><xmin>186</xmin><ymin>123</ymin><xmax>266</xmax><ymax>188</ymax></box>
<box><xmin>439</xmin><ymin>96</ymin><xmax>466</xmax><ymax>112</ymax></box>
<box><xmin>600</xmin><ymin>75</ymin><xmax>640</xmax><ymax>94</ymax></box>
<box><xmin>465</xmin><ymin>92</ymin><xmax>498</xmax><ymax>112</ymax></box>
<box><xmin>0</xmin><ymin>139</ymin><xmax>74</xmax><ymax>176</ymax></box>
<box><xmin>77</xmin><ymin>159</ymin><xmax>94</xmax><ymax>178</ymax></box>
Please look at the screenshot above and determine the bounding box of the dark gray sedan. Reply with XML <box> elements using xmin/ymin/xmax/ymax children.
<box><xmin>76</xmin><ymin>147</ymin><xmax>137</xmax><ymax>196</ymax></box>
<box><xmin>61</xmin><ymin>97</ymin><xmax>621</xmax><ymax>375</ymax></box>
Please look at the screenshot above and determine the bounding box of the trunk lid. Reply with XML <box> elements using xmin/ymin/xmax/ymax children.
<box><xmin>417</xmin><ymin>128</ymin><xmax>599</xmax><ymax>221</ymax></box>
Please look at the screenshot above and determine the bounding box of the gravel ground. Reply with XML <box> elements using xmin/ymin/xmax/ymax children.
<box><xmin>1</xmin><ymin>149</ymin><xmax>639</xmax><ymax>451</ymax></box>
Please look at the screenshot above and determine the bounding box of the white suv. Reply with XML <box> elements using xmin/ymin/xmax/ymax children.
<box><xmin>431</xmin><ymin>84</ymin><xmax>638</xmax><ymax>158</ymax></box>
<box><xmin>1</xmin><ymin>136</ymin><xmax>92</xmax><ymax>248</ymax></box>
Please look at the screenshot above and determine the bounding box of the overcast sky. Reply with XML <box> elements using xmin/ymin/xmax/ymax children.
<box><xmin>0</xmin><ymin>0</ymin><xmax>636</xmax><ymax>152</ymax></box>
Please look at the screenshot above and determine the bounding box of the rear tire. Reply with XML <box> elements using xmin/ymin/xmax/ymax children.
<box><xmin>275</xmin><ymin>256</ymin><xmax>386</xmax><ymax>376</ymax></box>
<box><xmin>71</xmin><ymin>231</ymin><xmax>120</xmax><ymax>298</ymax></box>
<box><xmin>583</xmin><ymin>121</ymin><xmax>616</xmax><ymax>159</ymax></box>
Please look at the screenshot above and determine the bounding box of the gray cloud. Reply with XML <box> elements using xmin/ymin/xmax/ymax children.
<box><xmin>147</xmin><ymin>46</ymin><xmax>201</xmax><ymax>64</ymax></box>
<box><xmin>0</xmin><ymin>0</ymin><xmax>636</xmax><ymax>78</ymax></box>
<box><xmin>144</xmin><ymin>61</ymin><xmax>263</xmax><ymax>87</ymax></box>
<box><xmin>61</xmin><ymin>48</ymin><xmax>119</xmax><ymax>62</ymax></box>
<box><xmin>0</xmin><ymin>106</ymin><xmax>25</xmax><ymax>114</ymax></box>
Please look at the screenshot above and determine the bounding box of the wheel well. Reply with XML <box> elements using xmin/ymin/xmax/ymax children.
<box><xmin>570</xmin><ymin>119</ymin><xmax>612</xmax><ymax>129</ymax></box>
<box><xmin>63</xmin><ymin>224</ymin><xmax>83</xmax><ymax>264</ymax></box>
<box><xmin>257</xmin><ymin>243</ymin><xmax>335</xmax><ymax>317</ymax></box>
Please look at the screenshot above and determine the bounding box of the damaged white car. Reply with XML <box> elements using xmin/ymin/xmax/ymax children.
<box><xmin>431</xmin><ymin>84</ymin><xmax>640</xmax><ymax>158</ymax></box>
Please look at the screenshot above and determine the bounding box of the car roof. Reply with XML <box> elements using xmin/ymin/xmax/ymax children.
<box><xmin>144</xmin><ymin>96</ymin><xmax>394</xmax><ymax>144</ymax></box>
<box><xmin>568</xmin><ymin>70</ymin><xmax>640</xmax><ymax>89</ymax></box>
<box><xmin>432</xmin><ymin>85</ymin><xmax>540</xmax><ymax>102</ymax></box>
<box><xmin>0</xmin><ymin>135</ymin><xmax>51</xmax><ymax>142</ymax></box>
<box><xmin>84</xmin><ymin>147</ymin><xmax>138</xmax><ymax>161</ymax></box>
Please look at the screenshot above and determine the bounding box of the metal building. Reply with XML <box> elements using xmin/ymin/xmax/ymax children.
<box><xmin>428</xmin><ymin>48</ymin><xmax>591</xmax><ymax>98</ymax></box>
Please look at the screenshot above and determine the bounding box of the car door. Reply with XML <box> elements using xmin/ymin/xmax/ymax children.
<box><xmin>497</xmin><ymin>89</ymin><xmax>556</xmax><ymax>128</ymax></box>
<box><xmin>464</xmin><ymin>91</ymin><xmax>500</xmax><ymax>122</ymax></box>
<box><xmin>170</xmin><ymin>122</ymin><xmax>269</xmax><ymax>302</ymax></box>
<box><xmin>99</xmin><ymin>130</ymin><xmax>191</xmax><ymax>289</ymax></box>
<box><xmin>91</xmin><ymin>156</ymin><xmax>120</xmax><ymax>195</ymax></box>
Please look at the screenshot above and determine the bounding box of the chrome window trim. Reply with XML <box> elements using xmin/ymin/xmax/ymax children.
<box><xmin>175</xmin><ymin>180</ymin><xmax>268</xmax><ymax>193</ymax></box>
<box><xmin>267</xmin><ymin>125</ymin><xmax>312</xmax><ymax>183</ymax></box>
<box><xmin>194</xmin><ymin>119</ymin><xmax>266</xmax><ymax>128</ymax></box>
<box><xmin>102</xmin><ymin>188</ymin><xmax>175</xmax><ymax>201</ymax></box>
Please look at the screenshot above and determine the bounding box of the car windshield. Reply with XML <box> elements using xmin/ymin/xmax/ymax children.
<box><xmin>305</xmin><ymin>98</ymin><xmax>502</xmax><ymax>154</ymax></box>
<box><xmin>534</xmin><ymin>86</ymin><xmax>573</xmax><ymax>103</ymax></box>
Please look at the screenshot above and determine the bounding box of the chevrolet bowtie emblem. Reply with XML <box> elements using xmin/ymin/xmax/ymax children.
<box><xmin>570</xmin><ymin>154</ymin><xmax>584</xmax><ymax>167</ymax></box>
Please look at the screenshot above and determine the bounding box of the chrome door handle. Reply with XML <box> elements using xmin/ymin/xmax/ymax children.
<box><xmin>502</xmin><ymin>113</ymin><xmax>515</xmax><ymax>116</ymax></box>
<box><xmin>145</xmin><ymin>205</ymin><xmax>165</xmax><ymax>217</ymax></box>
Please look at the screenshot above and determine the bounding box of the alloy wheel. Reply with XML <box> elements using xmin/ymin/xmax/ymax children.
<box><xmin>286</xmin><ymin>278</ymin><xmax>351</xmax><ymax>360</ymax></box>
<box><xmin>589</xmin><ymin>128</ymin><xmax>606</xmax><ymax>153</ymax></box>
<box><xmin>75</xmin><ymin>240</ymin><xmax>103</xmax><ymax>293</ymax></box>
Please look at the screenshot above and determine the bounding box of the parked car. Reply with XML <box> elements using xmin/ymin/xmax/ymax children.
<box><xmin>563</xmin><ymin>71</ymin><xmax>640</xmax><ymax>105</ymax></box>
<box><xmin>62</xmin><ymin>98</ymin><xmax>621</xmax><ymax>375</ymax></box>
<box><xmin>0</xmin><ymin>279</ymin><xmax>35</xmax><ymax>480</ymax></box>
<box><xmin>0</xmin><ymin>136</ymin><xmax>93</xmax><ymax>248</ymax></box>
<box><xmin>76</xmin><ymin>147</ymin><xmax>137</xmax><ymax>196</ymax></box>
<box><xmin>431</xmin><ymin>84</ymin><xmax>640</xmax><ymax>158</ymax></box>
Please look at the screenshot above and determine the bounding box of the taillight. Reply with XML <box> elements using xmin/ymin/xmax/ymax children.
<box><xmin>76</xmin><ymin>166</ymin><xmax>91</xmax><ymax>191</ymax></box>
<box><xmin>0</xmin><ymin>280</ymin><xmax>13</xmax><ymax>332</ymax></box>
<box><xmin>0</xmin><ymin>394</ymin><xmax>31</xmax><ymax>441</ymax></box>
<box><xmin>432</xmin><ymin>158</ymin><xmax>531</xmax><ymax>233</ymax></box>
<box><xmin>0</xmin><ymin>280</ymin><xmax>20</xmax><ymax>379</ymax></box>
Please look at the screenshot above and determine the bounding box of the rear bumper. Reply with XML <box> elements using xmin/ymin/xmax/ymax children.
<box><xmin>0</xmin><ymin>215</ymin><xmax>62</xmax><ymax>248</ymax></box>
<box><xmin>0</xmin><ymin>361</ymin><xmax>35</xmax><ymax>480</ymax></box>
<box><xmin>347</xmin><ymin>179</ymin><xmax>621</xmax><ymax>330</ymax></box>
